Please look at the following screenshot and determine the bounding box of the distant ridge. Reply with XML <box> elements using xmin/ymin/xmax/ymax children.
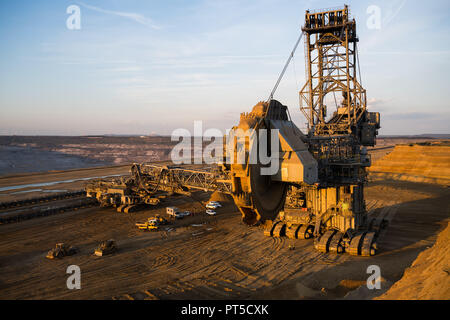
<box><xmin>378</xmin><ymin>134</ymin><xmax>450</xmax><ymax>139</ymax></box>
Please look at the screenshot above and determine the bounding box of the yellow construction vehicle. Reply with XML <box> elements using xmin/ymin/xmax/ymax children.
<box><xmin>136</xmin><ymin>219</ymin><xmax>159</xmax><ymax>231</ymax></box>
<box><xmin>94</xmin><ymin>239</ymin><xmax>117</xmax><ymax>256</ymax></box>
<box><xmin>136</xmin><ymin>215</ymin><xmax>169</xmax><ymax>231</ymax></box>
<box><xmin>153</xmin><ymin>215</ymin><xmax>170</xmax><ymax>225</ymax></box>
<box><xmin>46</xmin><ymin>243</ymin><xmax>78</xmax><ymax>259</ymax></box>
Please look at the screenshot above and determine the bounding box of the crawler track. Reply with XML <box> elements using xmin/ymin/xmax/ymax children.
<box><xmin>0</xmin><ymin>191</ymin><xmax>87</xmax><ymax>210</ymax></box>
<box><xmin>0</xmin><ymin>191</ymin><xmax>98</xmax><ymax>224</ymax></box>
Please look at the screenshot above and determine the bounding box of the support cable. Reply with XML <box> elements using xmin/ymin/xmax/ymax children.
<box><xmin>356</xmin><ymin>42</ymin><xmax>362</xmax><ymax>86</ymax></box>
<box><xmin>268</xmin><ymin>31</ymin><xmax>304</xmax><ymax>102</ymax></box>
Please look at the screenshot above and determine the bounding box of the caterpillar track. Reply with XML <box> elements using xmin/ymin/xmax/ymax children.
<box><xmin>0</xmin><ymin>190</ymin><xmax>86</xmax><ymax>210</ymax></box>
<box><xmin>0</xmin><ymin>191</ymin><xmax>97</xmax><ymax>224</ymax></box>
<box><xmin>262</xmin><ymin>197</ymin><xmax>390</xmax><ymax>257</ymax></box>
<box><xmin>264</xmin><ymin>219</ymin><xmax>387</xmax><ymax>256</ymax></box>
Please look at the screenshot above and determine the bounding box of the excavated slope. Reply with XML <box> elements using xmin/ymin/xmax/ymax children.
<box><xmin>377</xmin><ymin>221</ymin><xmax>450</xmax><ymax>300</ymax></box>
<box><xmin>368</xmin><ymin>144</ymin><xmax>450</xmax><ymax>185</ymax></box>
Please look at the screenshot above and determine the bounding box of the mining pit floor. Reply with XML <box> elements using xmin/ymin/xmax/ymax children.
<box><xmin>0</xmin><ymin>146</ymin><xmax>449</xmax><ymax>300</ymax></box>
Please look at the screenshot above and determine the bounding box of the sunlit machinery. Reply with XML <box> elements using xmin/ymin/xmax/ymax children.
<box><xmin>86</xmin><ymin>5</ymin><xmax>382</xmax><ymax>256</ymax></box>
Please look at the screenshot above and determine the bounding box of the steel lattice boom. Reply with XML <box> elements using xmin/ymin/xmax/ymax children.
<box><xmin>300</xmin><ymin>5</ymin><xmax>367</xmax><ymax>136</ymax></box>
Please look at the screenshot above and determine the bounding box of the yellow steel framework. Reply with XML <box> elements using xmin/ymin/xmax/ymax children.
<box><xmin>299</xmin><ymin>5</ymin><xmax>366</xmax><ymax>136</ymax></box>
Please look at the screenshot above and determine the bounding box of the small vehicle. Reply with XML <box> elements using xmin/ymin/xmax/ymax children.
<box><xmin>153</xmin><ymin>215</ymin><xmax>170</xmax><ymax>225</ymax></box>
<box><xmin>166</xmin><ymin>206</ymin><xmax>180</xmax><ymax>217</ymax></box>
<box><xmin>209</xmin><ymin>201</ymin><xmax>222</xmax><ymax>207</ymax></box>
<box><xmin>94</xmin><ymin>239</ymin><xmax>117</xmax><ymax>256</ymax></box>
<box><xmin>136</xmin><ymin>215</ymin><xmax>170</xmax><ymax>231</ymax></box>
<box><xmin>206</xmin><ymin>202</ymin><xmax>221</xmax><ymax>209</ymax></box>
<box><xmin>46</xmin><ymin>243</ymin><xmax>78</xmax><ymax>259</ymax></box>
<box><xmin>181</xmin><ymin>211</ymin><xmax>191</xmax><ymax>217</ymax></box>
<box><xmin>136</xmin><ymin>219</ymin><xmax>159</xmax><ymax>231</ymax></box>
<box><xmin>206</xmin><ymin>209</ymin><xmax>217</xmax><ymax>216</ymax></box>
<box><xmin>167</xmin><ymin>207</ymin><xmax>184</xmax><ymax>219</ymax></box>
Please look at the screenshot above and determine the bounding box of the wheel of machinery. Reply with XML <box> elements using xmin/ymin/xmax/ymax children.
<box><xmin>236</xmin><ymin>164</ymin><xmax>287</xmax><ymax>226</ymax></box>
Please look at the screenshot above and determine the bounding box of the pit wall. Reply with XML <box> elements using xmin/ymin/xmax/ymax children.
<box><xmin>368</xmin><ymin>144</ymin><xmax>450</xmax><ymax>185</ymax></box>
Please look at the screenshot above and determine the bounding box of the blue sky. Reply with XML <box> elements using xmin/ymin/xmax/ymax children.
<box><xmin>0</xmin><ymin>0</ymin><xmax>449</xmax><ymax>135</ymax></box>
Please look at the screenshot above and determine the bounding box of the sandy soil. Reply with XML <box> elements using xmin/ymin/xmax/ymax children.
<box><xmin>377</xmin><ymin>221</ymin><xmax>450</xmax><ymax>300</ymax></box>
<box><xmin>369</xmin><ymin>141</ymin><xmax>450</xmax><ymax>184</ymax></box>
<box><xmin>0</xmin><ymin>143</ymin><xmax>449</xmax><ymax>300</ymax></box>
<box><xmin>0</xmin><ymin>181</ymin><xmax>448</xmax><ymax>300</ymax></box>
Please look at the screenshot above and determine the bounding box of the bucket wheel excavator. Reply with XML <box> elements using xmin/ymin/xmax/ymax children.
<box><xmin>220</xmin><ymin>5</ymin><xmax>381</xmax><ymax>256</ymax></box>
<box><xmin>86</xmin><ymin>6</ymin><xmax>382</xmax><ymax>256</ymax></box>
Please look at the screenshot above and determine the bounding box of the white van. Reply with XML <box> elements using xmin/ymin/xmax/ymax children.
<box><xmin>166</xmin><ymin>207</ymin><xmax>183</xmax><ymax>219</ymax></box>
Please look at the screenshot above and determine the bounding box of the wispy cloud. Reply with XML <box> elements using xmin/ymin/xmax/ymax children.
<box><xmin>78</xmin><ymin>2</ymin><xmax>161</xmax><ymax>29</ymax></box>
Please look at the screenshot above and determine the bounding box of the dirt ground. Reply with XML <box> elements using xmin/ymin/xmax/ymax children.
<box><xmin>0</xmin><ymin>181</ymin><xmax>448</xmax><ymax>300</ymax></box>
<box><xmin>376</xmin><ymin>221</ymin><xmax>450</xmax><ymax>300</ymax></box>
<box><xmin>0</xmin><ymin>144</ymin><xmax>449</xmax><ymax>300</ymax></box>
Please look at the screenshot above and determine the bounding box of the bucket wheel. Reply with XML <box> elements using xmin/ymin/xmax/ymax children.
<box><xmin>234</xmin><ymin>164</ymin><xmax>287</xmax><ymax>226</ymax></box>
